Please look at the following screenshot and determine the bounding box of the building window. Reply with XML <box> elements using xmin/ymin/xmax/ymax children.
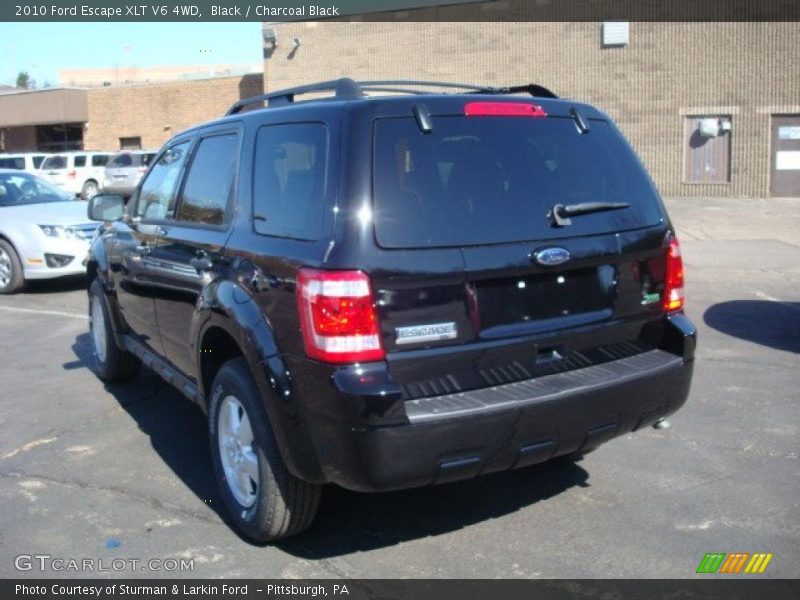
<box><xmin>684</xmin><ymin>116</ymin><xmax>732</xmax><ymax>184</ymax></box>
<box><xmin>119</xmin><ymin>136</ymin><xmax>141</xmax><ymax>150</ymax></box>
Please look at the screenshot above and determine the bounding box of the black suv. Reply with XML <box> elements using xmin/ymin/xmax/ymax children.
<box><xmin>85</xmin><ymin>79</ymin><xmax>696</xmax><ymax>542</ymax></box>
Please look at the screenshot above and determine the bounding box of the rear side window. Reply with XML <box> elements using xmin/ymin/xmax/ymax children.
<box><xmin>373</xmin><ymin>116</ymin><xmax>663</xmax><ymax>248</ymax></box>
<box><xmin>92</xmin><ymin>155</ymin><xmax>109</xmax><ymax>167</ymax></box>
<box><xmin>33</xmin><ymin>156</ymin><xmax>46</xmax><ymax>168</ymax></box>
<box><xmin>253</xmin><ymin>123</ymin><xmax>328</xmax><ymax>241</ymax></box>
<box><xmin>177</xmin><ymin>133</ymin><xmax>238</xmax><ymax>226</ymax></box>
<box><xmin>74</xmin><ymin>155</ymin><xmax>86</xmax><ymax>167</ymax></box>
<box><xmin>142</xmin><ymin>153</ymin><xmax>155</xmax><ymax>166</ymax></box>
<box><xmin>42</xmin><ymin>155</ymin><xmax>67</xmax><ymax>170</ymax></box>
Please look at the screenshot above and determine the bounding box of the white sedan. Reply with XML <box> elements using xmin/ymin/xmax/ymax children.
<box><xmin>0</xmin><ymin>169</ymin><xmax>98</xmax><ymax>294</ymax></box>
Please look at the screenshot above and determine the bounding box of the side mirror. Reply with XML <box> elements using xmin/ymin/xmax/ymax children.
<box><xmin>87</xmin><ymin>193</ymin><xmax>124</xmax><ymax>221</ymax></box>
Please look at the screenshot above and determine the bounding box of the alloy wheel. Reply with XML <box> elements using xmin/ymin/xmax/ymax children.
<box><xmin>0</xmin><ymin>247</ymin><xmax>12</xmax><ymax>289</ymax></box>
<box><xmin>218</xmin><ymin>395</ymin><xmax>259</xmax><ymax>508</ymax></box>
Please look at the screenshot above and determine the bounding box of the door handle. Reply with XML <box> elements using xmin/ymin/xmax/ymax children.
<box><xmin>190</xmin><ymin>256</ymin><xmax>214</xmax><ymax>272</ymax></box>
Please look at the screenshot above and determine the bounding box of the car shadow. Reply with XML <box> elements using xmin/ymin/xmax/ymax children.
<box><xmin>69</xmin><ymin>332</ymin><xmax>590</xmax><ymax>554</ymax></box>
<box><xmin>279</xmin><ymin>460</ymin><xmax>589</xmax><ymax>559</ymax></box>
<box><xmin>69</xmin><ymin>332</ymin><xmax>226</xmax><ymax>523</ymax></box>
<box><xmin>24</xmin><ymin>275</ymin><xmax>86</xmax><ymax>294</ymax></box>
<box><xmin>703</xmin><ymin>300</ymin><xmax>800</xmax><ymax>353</ymax></box>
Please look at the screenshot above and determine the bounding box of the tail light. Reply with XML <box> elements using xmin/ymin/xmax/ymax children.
<box><xmin>464</xmin><ymin>101</ymin><xmax>547</xmax><ymax>117</ymax></box>
<box><xmin>67</xmin><ymin>170</ymin><xmax>76</xmax><ymax>179</ymax></box>
<box><xmin>296</xmin><ymin>269</ymin><xmax>384</xmax><ymax>363</ymax></box>
<box><xmin>137</xmin><ymin>167</ymin><xmax>147</xmax><ymax>174</ymax></box>
<box><xmin>664</xmin><ymin>237</ymin><xmax>685</xmax><ymax>312</ymax></box>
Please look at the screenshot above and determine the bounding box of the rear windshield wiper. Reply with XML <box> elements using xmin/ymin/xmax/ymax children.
<box><xmin>548</xmin><ymin>201</ymin><xmax>630</xmax><ymax>227</ymax></box>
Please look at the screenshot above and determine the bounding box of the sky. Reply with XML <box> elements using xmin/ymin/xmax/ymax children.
<box><xmin>0</xmin><ymin>22</ymin><xmax>263</xmax><ymax>87</ymax></box>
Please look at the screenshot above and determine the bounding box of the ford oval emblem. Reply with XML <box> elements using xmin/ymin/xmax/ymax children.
<box><xmin>533</xmin><ymin>247</ymin><xmax>571</xmax><ymax>266</ymax></box>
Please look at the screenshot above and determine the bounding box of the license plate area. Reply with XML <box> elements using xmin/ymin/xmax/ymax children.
<box><xmin>475</xmin><ymin>265</ymin><xmax>617</xmax><ymax>330</ymax></box>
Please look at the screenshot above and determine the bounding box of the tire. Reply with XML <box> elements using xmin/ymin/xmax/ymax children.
<box><xmin>81</xmin><ymin>180</ymin><xmax>99</xmax><ymax>201</ymax></box>
<box><xmin>209</xmin><ymin>357</ymin><xmax>321</xmax><ymax>542</ymax></box>
<box><xmin>89</xmin><ymin>278</ymin><xmax>140</xmax><ymax>382</ymax></box>
<box><xmin>0</xmin><ymin>239</ymin><xmax>24</xmax><ymax>295</ymax></box>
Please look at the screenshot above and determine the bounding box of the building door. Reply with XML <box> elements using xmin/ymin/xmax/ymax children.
<box><xmin>771</xmin><ymin>115</ymin><xmax>800</xmax><ymax>197</ymax></box>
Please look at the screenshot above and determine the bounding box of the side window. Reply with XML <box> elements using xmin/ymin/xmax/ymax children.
<box><xmin>176</xmin><ymin>133</ymin><xmax>239</xmax><ymax>226</ymax></box>
<box><xmin>74</xmin><ymin>155</ymin><xmax>86</xmax><ymax>168</ymax></box>
<box><xmin>253</xmin><ymin>123</ymin><xmax>328</xmax><ymax>241</ymax></box>
<box><xmin>135</xmin><ymin>142</ymin><xmax>190</xmax><ymax>221</ymax></box>
<box><xmin>92</xmin><ymin>155</ymin><xmax>109</xmax><ymax>167</ymax></box>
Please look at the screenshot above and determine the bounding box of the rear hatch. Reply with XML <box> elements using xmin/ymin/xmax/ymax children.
<box><xmin>370</xmin><ymin>100</ymin><xmax>673</xmax><ymax>396</ymax></box>
<box><xmin>41</xmin><ymin>155</ymin><xmax>69</xmax><ymax>187</ymax></box>
<box><xmin>104</xmin><ymin>153</ymin><xmax>148</xmax><ymax>190</ymax></box>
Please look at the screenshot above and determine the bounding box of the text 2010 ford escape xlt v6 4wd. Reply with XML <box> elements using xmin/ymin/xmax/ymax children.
<box><xmin>85</xmin><ymin>79</ymin><xmax>696</xmax><ymax>541</ymax></box>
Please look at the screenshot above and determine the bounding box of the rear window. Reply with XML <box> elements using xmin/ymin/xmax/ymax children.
<box><xmin>109</xmin><ymin>154</ymin><xmax>132</xmax><ymax>168</ymax></box>
<box><xmin>373</xmin><ymin>116</ymin><xmax>663</xmax><ymax>248</ymax></box>
<box><xmin>42</xmin><ymin>155</ymin><xmax>67</xmax><ymax>170</ymax></box>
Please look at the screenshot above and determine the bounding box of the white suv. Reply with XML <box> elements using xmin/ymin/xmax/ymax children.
<box><xmin>40</xmin><ymin>152</ymin><xmax>113</xmax><ymax>200</ymax></box>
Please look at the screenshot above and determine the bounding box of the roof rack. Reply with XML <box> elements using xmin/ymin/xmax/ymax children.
<box><xmin>225</xmin><ymin>78</ymin><xmax>363</xmax><ymax>115</ymax></box>
<box><xmin>225</xmin><ymin>78</ymin><xmax>558</xmax><ymax>116</ymax></box>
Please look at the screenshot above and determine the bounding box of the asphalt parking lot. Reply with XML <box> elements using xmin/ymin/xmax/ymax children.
<box><xmin>0</xmin><ymin>196</ymin><xmax>798</xmax><ymax>579</ymax></box>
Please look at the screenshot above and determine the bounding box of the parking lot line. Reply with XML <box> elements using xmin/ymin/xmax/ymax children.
<box><xmin>0</xmin><ymin>305</ymin><xmax>87</xmax><ymax>320</ymax></box>
<box><xmin>754</xmin><ymin>290</ymin><xmax>800</xmax><ymax>310</ymax></box>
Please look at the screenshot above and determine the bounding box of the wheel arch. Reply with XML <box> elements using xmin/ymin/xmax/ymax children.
<box><xmin>193</xmin><ymin>280</ymin><xmax>325</xmax><ymax>483</ymax></box>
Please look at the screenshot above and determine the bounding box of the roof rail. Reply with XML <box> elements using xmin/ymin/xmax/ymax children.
<box><xmin>225</xmin><ymin>77</ymin><xmax>363</xmax><ymax>115</ymax></box>
<box><xmin>359</xmin><ymin>80</ymin><xmax>496</xmax><ymax>93</ymax></box>
<box><xmin>224</xmin><ymin>79</ymin><xmax>558</xmax><ymax>116</ymax></box>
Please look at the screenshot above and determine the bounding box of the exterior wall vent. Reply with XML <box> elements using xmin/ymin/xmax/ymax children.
<box><xmin>603</xmin><ymin>22</ymin><xmax>630</xmax><ymax>47</ymax></box>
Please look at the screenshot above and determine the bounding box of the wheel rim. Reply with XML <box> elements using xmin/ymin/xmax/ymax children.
<box><xmin>218</xmin><ymin>395</ymin><xmax>259</xmax><ymax>508</ymax></box>
<box><xmin>0</xmin><ymin>247</ymin><xmax>12</xmax><ymax>288</ymax></box>
<box><xmin>90</xmin><ymin>295</ymin><xmax>107</xmax><ymax>363</ymax></box>
<box><xmin>84</xmin><ymin>182</ymin><xmax>98</xmax><ymax>199</ymax></box>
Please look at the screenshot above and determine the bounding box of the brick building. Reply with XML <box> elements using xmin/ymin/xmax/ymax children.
<box><xmin>0</xmin><ymin>73</ymin><xmax>263</xmax><ymax>153</ymax></box>
<box><xmin>83</xmin><ymin>73</ymin><xmax>263</xmax><ymax>150</ymax></box>
<box><xmin>262</xmin><ymin>20</ymin><xmax>800</xmax><ymax>197</ymax></box>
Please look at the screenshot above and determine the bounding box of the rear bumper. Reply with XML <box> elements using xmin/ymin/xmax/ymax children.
<box><xmin>349</xmin><ymin>351</ymin><xmax>691</xmax><ymax>491</ymax></box>
<box><xmin>281</xmin><ymin>314</ymin><xmax>696</xmax><ymax>492</ymax></box>
<box><xmin>102</xmin><ymin>182</ymin><xmax>137</xmax><ymax>196</ymax></box>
